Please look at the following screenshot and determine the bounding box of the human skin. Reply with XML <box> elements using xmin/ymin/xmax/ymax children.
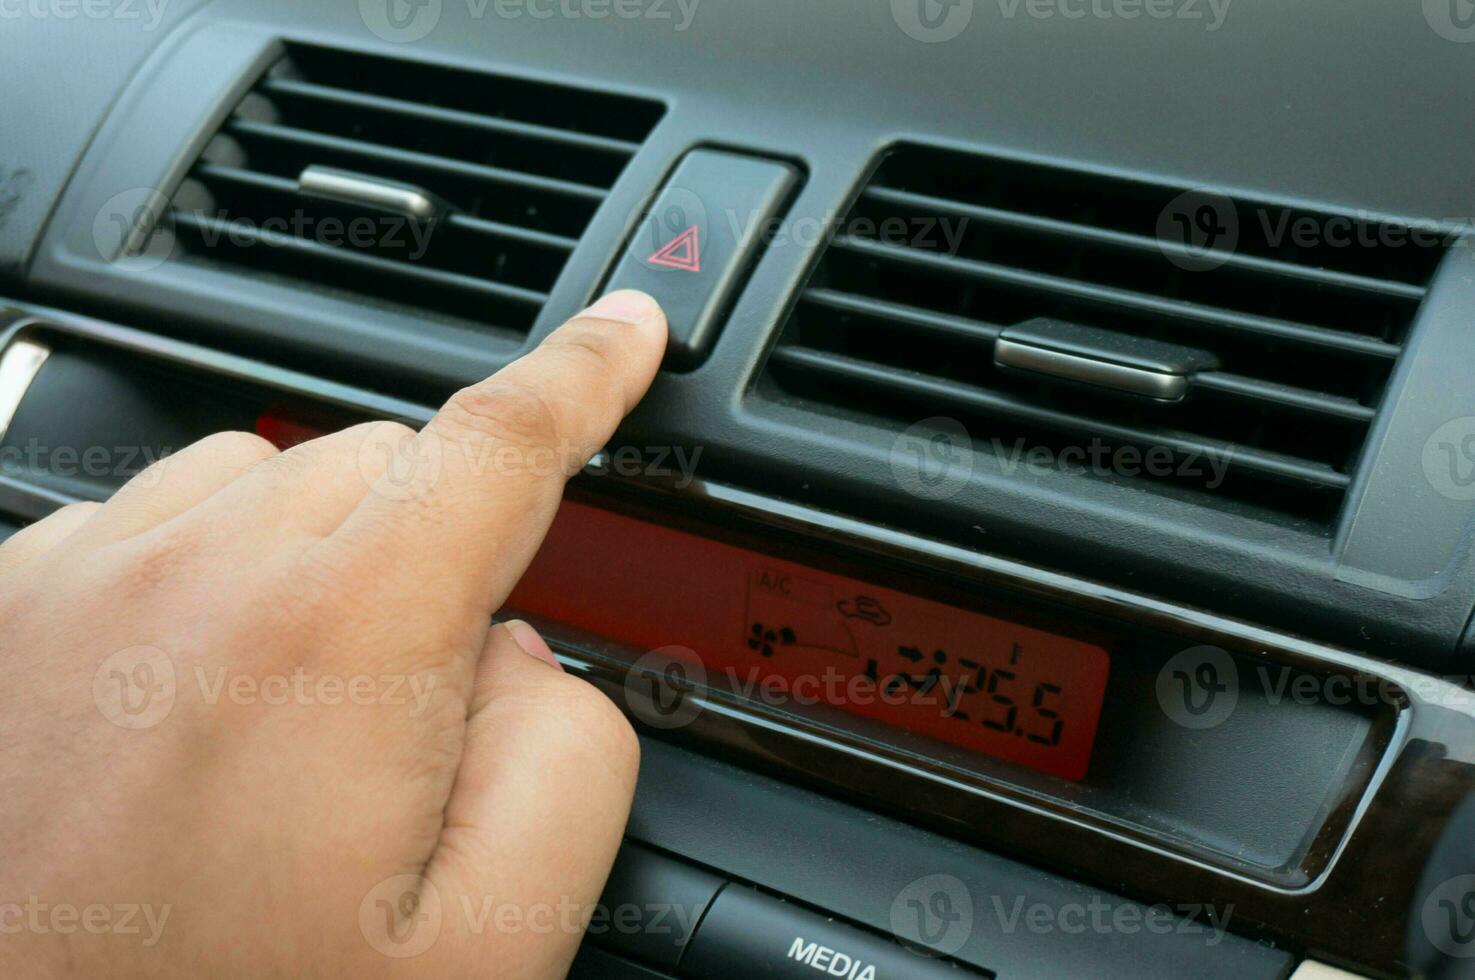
<box><xmin>0</xmin><ymin>290</ymin><xmax>668</xmax><ymax>978</ymax></box>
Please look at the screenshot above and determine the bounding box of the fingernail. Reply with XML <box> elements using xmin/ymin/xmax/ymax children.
<box><xmin>579</xmin><ymin>289</ymin><xmax>661</xmax><ymax>325</ymax></box>
<box><xmin>505</xmin><ymin>619</ymin><xmax>562</xmax><ymax>670</ymax></box>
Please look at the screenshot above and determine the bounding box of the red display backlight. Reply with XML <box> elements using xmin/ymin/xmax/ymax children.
<box><xmin>509</xmin><ymin>501</ymin><xmax>1111</xmax><ymax>780</ymax></box>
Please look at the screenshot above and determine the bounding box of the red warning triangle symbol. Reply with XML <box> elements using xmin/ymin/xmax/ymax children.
<box><xmin>647</xmin><ymin>224</ymin><xmax>701</xmax><ymax>272</ymax></box>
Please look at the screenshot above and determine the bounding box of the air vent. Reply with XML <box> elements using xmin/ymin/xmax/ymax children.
<box><xmin>158</xmin><ymin>42</ymin><xmax>663</xmax><ymax>333</ymax></box>
<box><xmin>764</xmin><ymin>145</ymin><xmax>1448</xmax><ymax>521</ymax></box>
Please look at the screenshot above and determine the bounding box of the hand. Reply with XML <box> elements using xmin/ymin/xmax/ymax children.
<box><xmin>0</xmin><ymin>291</ymin><xmax>668</xmax><ymax>978</ymax></box>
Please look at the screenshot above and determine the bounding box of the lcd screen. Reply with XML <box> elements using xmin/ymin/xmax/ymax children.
<box><xmin>509</xmin><ymin>500</ymin><xmax>1111</xmax><ymax>780</ymax></box>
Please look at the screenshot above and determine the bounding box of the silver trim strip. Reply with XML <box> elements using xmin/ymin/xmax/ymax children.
<box><xmin>0</xmin><ymin>473</ymin><xmax>87</xmax><ymax>522</ymax></box>
<box><xmin>297</xmin><ymin>166</ymin><xmax>440</xmax><ymax>221</ymax></box>
<box><xmin>994</xmin><ymin>336</ymin><xmax>1189</xmax><ymax>401</ymax></box>
<box><xmin>1289</xmin><ymin>962</ymin><xmax>1368</xmax><ymax>980</ymax></box>
<box><xmin>0</xmin><ymin>338</ymin><xmax>50</xmax><ymax>444</ymax></box>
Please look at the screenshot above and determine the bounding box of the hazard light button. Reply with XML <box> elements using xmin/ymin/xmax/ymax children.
<box><xmin>605</xmin><ymin>150</ymin><xmax>800</xmax><ymax>370</ymax></box>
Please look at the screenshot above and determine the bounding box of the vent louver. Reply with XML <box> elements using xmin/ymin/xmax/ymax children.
<box><xmin>159</xmin><ymin>43</ymin><xmax>663</xmax><ymax>333</ymax></box>
<box><xmin>764</xmin><ymin>146</ymin><xmax>1447</xmax><ymax>521</ymax></box>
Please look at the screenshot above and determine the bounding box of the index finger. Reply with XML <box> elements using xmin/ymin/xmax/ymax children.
<box><xmin>330</xmin><ymin>289</ymin><xmax>667</xmax><ymax>611</ymax></box>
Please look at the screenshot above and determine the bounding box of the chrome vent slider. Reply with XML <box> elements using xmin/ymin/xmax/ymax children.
<box><xmin>0</xmin><ymin>334</ymin><xmax>51</xmax><ymax>444</ymax></box>
<box><xmin>296</xmin><ymin>165</ymin><xmax>445</xmax><ymax>222</ymax></box>
<box><xmin>993</xmin><ymin>319</ymin><xmax>1218</xmax><ymax>403</ymax></box>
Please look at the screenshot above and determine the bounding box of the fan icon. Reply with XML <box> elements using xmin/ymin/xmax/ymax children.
<box><xmin>747</xmin><ymin>622</ymin><xmax>796</xmax><ymax>657</ymax></box>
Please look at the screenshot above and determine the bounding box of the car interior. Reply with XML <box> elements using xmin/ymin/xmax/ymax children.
<box><xmin>4</xmin><ymin>2</ymin><xmax>1475</xmax><ymax>977</ymax></box>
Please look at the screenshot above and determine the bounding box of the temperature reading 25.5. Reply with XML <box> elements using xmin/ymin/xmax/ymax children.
<box><xmin>958</xmin><ymin>664</ymin><xmax>1066</xmax><ymax>747</ymax></box>
<box><xmin>867</xmin><ymin>645</ymin><xmax>1071</xmax><ymax>742</ymax></box>
<box><xmin>856</xmin><ymin>633</ymin><xmax>1105</xmax><ymax>777</ymax></box>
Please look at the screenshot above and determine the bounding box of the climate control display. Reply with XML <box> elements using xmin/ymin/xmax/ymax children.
<box><xmin>510</xmin><ymin>501</ymin><xmax>1110</xmax><ymax>780</ymax></box>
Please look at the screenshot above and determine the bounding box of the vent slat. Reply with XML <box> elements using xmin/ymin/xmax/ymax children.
<box><xmin>1192</xmin><ymin>372</ymin><xmax>1377</xmax><ymax>423</ymax></box>
<box><xmin>258</xmin><ymin>78</ymin><xmax>644</xmax><ymax>157</ymax></box>
<box><xmin>170</xmin><ymin>211</ymin><xmax>549</xmax><ymax>308</ymax></box>
<box><xmin>832</xmin><ymin>236</ymin><xmax>1402</xmax><ymax>361</ymax></box>
<box><xmin>862</xmin><ymin>186</ymin><xmax>1429</xmax><ymax>303</ymax></box>
<box><xmin>227</xmin><ymin>119</ymin><xmax>611</xmax><ymax>202</ymax></box>
<box><xmin>800</xmin><ymin>287</ymin><xmax>1378</xmax><ymax>425</ymax></box>
<box><xmin>273</xmin><ymin>40</ymin><xmax>662</xmax><ymax>142</ymax></box>
<box><xmin>194</xmin><ymin>163</ymin><xmax>580</xmax><ymax>253</ymax></box>
<box><xmin>443</xmin><ymin>214</ymin><xmax>579</xmax><ymax>253</ymax></box>
<box><xmin>803</xmin><ymin>289</ymin><xmax>1002</xmax><ymax>347</ymax></box>
<box><xmin>195</xmin><ymin>162</ymin><xmax>296</xmax><ymax>194</ymax></box>
<box><xmin>771</xmin><ymin>346</ymin><xmax>1351</xmax><ymax>491</ymax></box>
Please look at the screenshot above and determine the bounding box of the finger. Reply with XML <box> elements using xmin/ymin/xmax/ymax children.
<box><xmin>184</xmin><ymin>420</ymin><xmax>420</xmax><ymax>539</ymax></box>
<box><xmin>420</xmin><ymin>621</ymin><xmax>637</xmax><ymax>978</ymax></box>
<box><xmin>0</xmin><ymin>501</ymin><xmax>102</xmax><ymax>574</ymax></box>
<box><xmin>72</xmin><ymin>430</ymin><xmax>278</xmax><ymax>544</ymax></box>
<box><xmin>331</xmin><ymin>290</ymin><xmax>666</xmax><ymax>609</ymax></box>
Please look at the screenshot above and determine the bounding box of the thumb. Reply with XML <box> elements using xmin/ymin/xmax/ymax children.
<box><xmin>417</xmin><ymin>620</ymin><xmax>639</xmax><ymax>978</ymax></box>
